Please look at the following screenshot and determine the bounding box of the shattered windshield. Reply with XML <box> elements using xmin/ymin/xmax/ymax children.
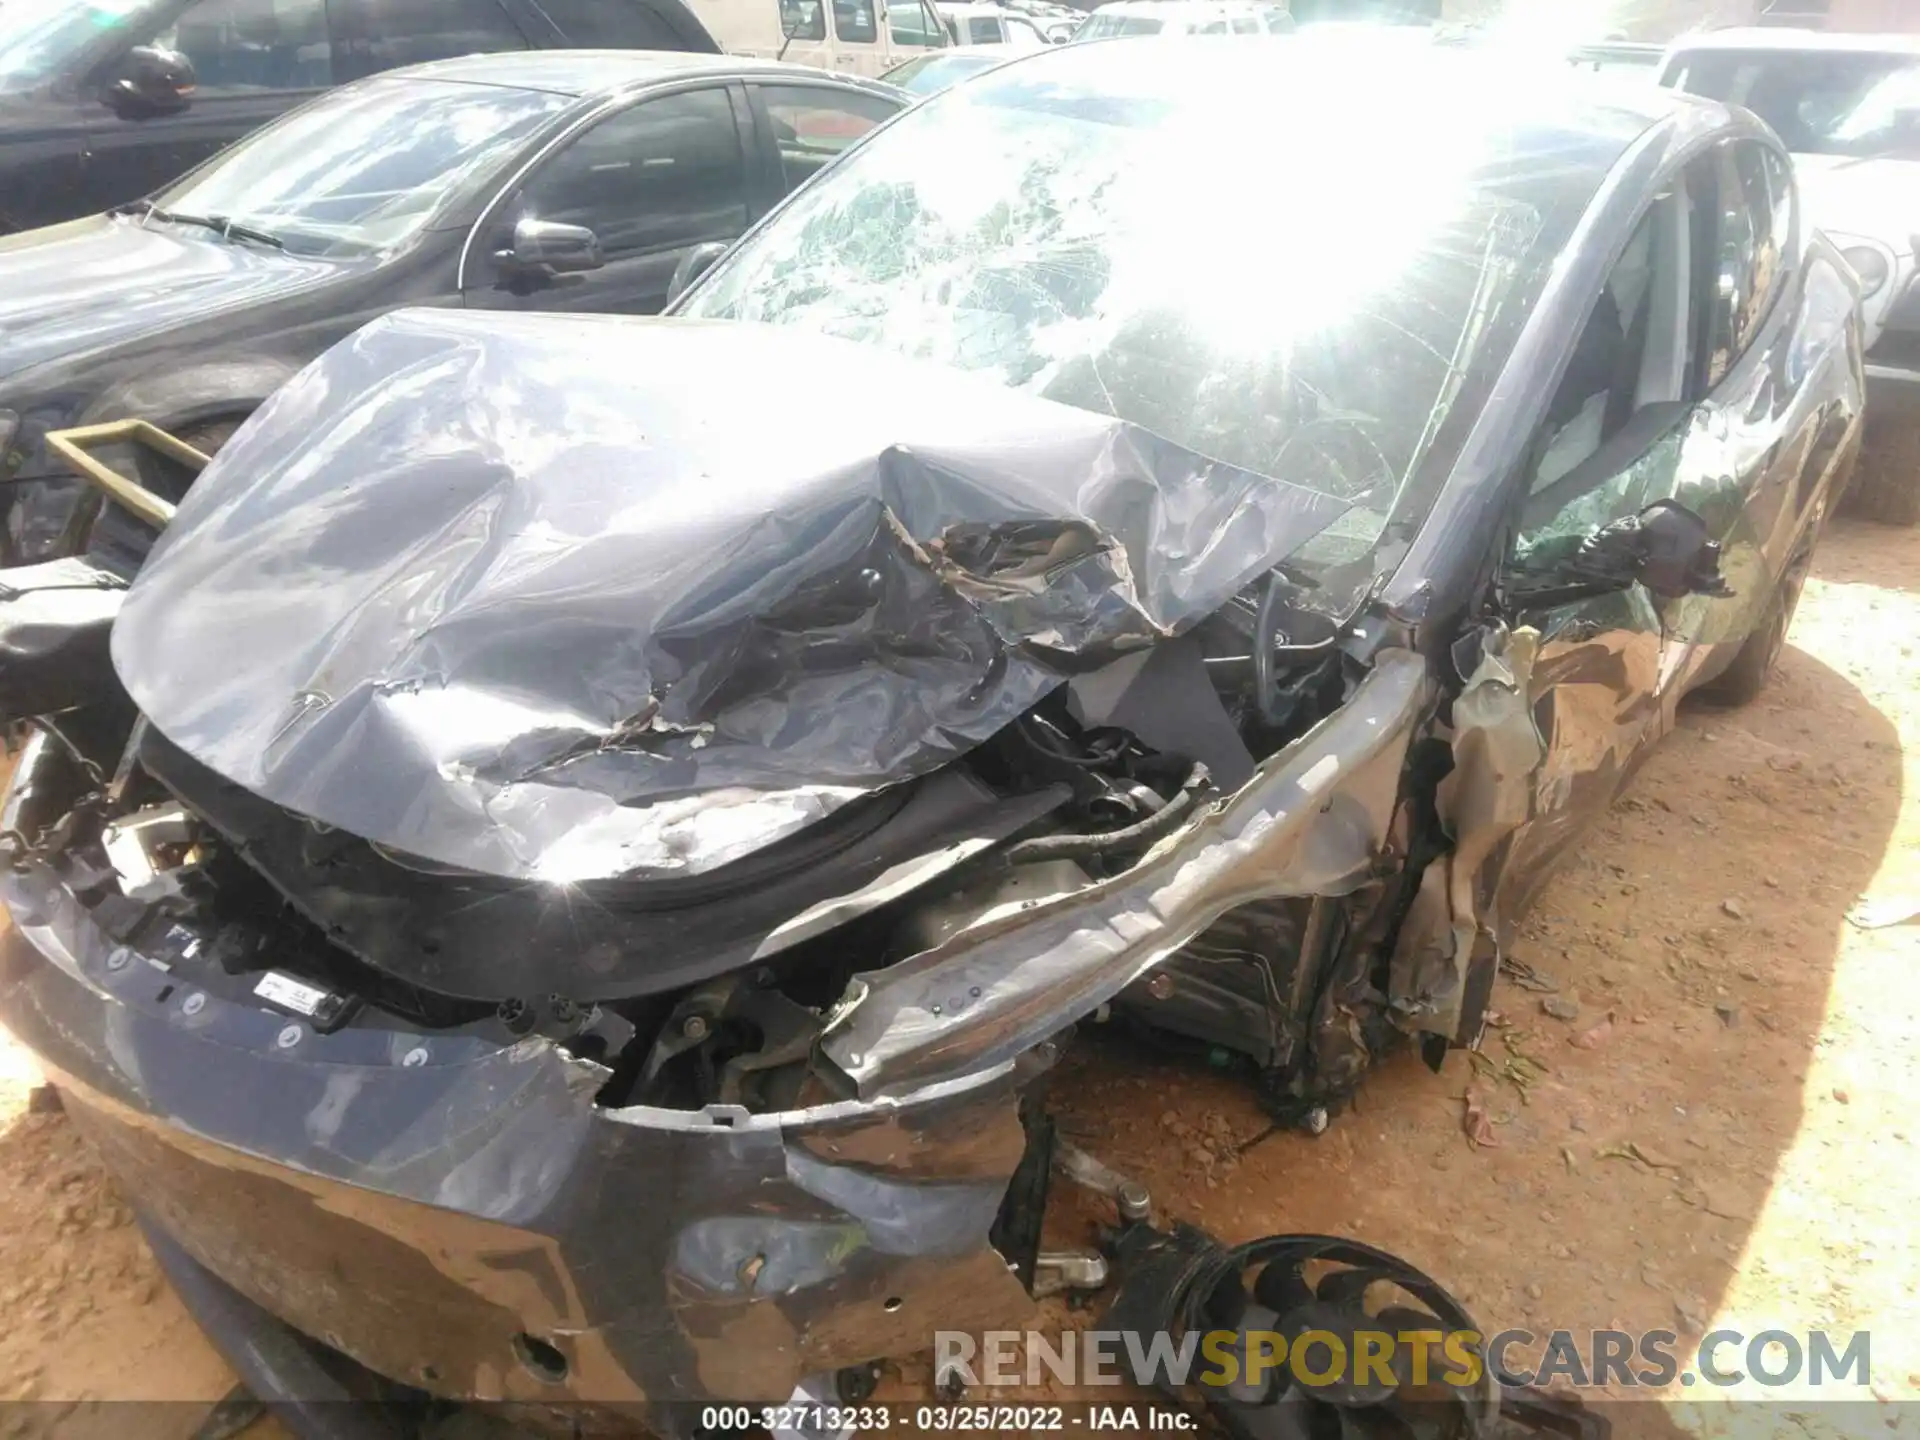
<box><xmin>685</xmin><ymin>42</ymin><xmax>1566</xmax><ymax>591</ymax></box>
<box><xmin>1670</xmin><ymin>49</ymin><xmax>1920</xmax><ymax>160</ymax></box>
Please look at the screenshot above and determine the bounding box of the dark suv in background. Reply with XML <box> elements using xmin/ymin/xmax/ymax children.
<box><xmin>0</xmin><ymin>0</ymin><xmax>719</xmax><ymax>232</ymax></box>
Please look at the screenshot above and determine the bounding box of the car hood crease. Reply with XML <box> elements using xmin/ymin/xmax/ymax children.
<box><xmin>111</xmin><ymin>308</ymin><xmax>1352</xmax><ymax>883</ymax></box>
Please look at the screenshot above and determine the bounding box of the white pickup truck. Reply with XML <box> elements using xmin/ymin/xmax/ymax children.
<box><xmin>1662</xmin><ymin>28</ymin><xmax>1920</xmax><ymax>523</ymax></box>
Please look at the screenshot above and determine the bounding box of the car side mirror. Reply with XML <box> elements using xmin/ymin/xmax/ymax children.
<box><xmin>105</xmin><ymin>45</ymin><xmax>197</xmax><ymax>118</ymax></box>
<box><xmin>496</xmin><ymin>218</ymin><xmax>603</xmax><ymax>276</ymax></box>
<box><xmin>666</xmin><ymin>242</ymin><xmax>730</xmax><ymax>309</ymax></box>
<box><xmin>1506</xmin><ymin>499</ymin><xmax>1733</xmax><ymax>609</ymax></box>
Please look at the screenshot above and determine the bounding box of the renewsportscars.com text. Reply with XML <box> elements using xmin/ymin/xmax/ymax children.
<box><xmin>935</xmin><ymin>1327</ymin><xmax>1872</xmax><ymax>1391</ymax></box>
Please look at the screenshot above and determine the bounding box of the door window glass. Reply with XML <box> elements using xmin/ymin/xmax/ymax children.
<box><xmin>1761</xmin><ymin>145</ymin><xmax>1794</xmax><ymax>261</ymax></box>
<box><xmin>888</xmin><ymin>1</ymin><xmax>941</xmax><ymax>45</ymax></box>
<box><xmin>779</xmin><ymin>0</ymin><xmax>826</xmax><ymax>40</ymax></box>
<box><xmin>509</xmin><ymin>87</ymin><xmax>747</xmax><ymax>260</ymax></box>
<box><xmin>1004</xmin><ymin>15</ymin><xmax>1048</xmax><ymax>46</ymax></box>
<box><xmin>527</xmin><ymin>0</ymin><xmax>690</xmax><ymax>48</ymax></box>
<box><xmin>1695</xmin><ymin>141</ymin><xmax>1775</xmax><ymax>390</ymax></box>
<box><xmin>334</xmin><ymin>0</ymin><xmax>528</xmax><ymax>76</ymax></box>
<box><xmin>1518</xmin><ymin>194</ymin><xmax>1698</xmax><ymax>551</ymax></box>
<box><xmin>833</xmin><ymin>0</ymin><xmax>878</xmax><ymax>42</ymax></box>
<box><xmin>964</xmin><ymin>15</ymin><xmax>1002</xmax><ymax>42</ymax></box>
<box><xmin>154</xmin><ymin>0</ymin><xmax>331</xmax><ymax>91</ymax></box>
<box><xmin>759</xmin><ymin>83</ymin><xmax>896</xmax><ymax>191</ymax></box>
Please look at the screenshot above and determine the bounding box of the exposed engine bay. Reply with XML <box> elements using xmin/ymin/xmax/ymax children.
<box><xmin>3</xmin><ymin>315</ymin><xmax>1503</xmax><ymax>1126</ymax></box>
<box><xmin>3</xmin><ymin>497</ymin><xmax>1429</xmax><ymax>1124</ymax></box>
<box><xmin>0</xmin><ymin>314</ymin><xmax>1640</xmax><ymax>1416</ymax></box>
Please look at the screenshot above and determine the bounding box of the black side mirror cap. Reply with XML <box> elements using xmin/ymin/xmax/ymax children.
<box><xmin>1579</xmin><ymin>499</ymin><xmax>1732</xmax><ymax>599</ymax></box>
<box><xmin>666</xmin><ymin>241</ymin><xmax>730</xmax><ymax>310</ymax></box>
<box><xmin>1507</xmin><ymin>499</ymin><xmax>1733</xmax><ymax>609</ymax></box>
<box><xmin>495</xmin><ymin>218</ymin><xmax>603</xmax><ymax>277</ymax></box>
<box><xmin>105</xmin><ymin>45</ymin><xmax>197</xmax><ymax>117</ymax></box>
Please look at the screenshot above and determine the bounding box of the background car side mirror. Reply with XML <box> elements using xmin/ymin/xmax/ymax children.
<box><xmin>496</xmin><ymin>218</ymin><xmax>603</xmax><ymax>277</ymax></box>
<box><xmin>105</xmin><ymin>45</ymin><xmax>197</xmax><ymax>118</ymax></box>
<box><xmin>1506</xmin><ymin>499</ymin><xmax>1733</xmax><ymax>609</ymax></box>
<box><xmin>666</xmin><ymin>242</ymin><xmax>730</xmax><ymax>309</ymax></box>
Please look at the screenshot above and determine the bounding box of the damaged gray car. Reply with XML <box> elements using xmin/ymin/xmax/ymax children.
<box><xmin>0</xmin><ymin>34</ymin><xmax>1864</xmax><ymax>1426</ymax></box>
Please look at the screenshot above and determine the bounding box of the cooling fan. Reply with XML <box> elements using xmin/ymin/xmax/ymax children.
<box><xmin>1179</xmin><ymin>1235</ymin><xmax>1500</xmax><ymax>1440</ymax></box>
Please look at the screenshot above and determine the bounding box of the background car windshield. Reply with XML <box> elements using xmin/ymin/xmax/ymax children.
<box><xmin>685</xmin><ymin>43</ymin><xmax>1586</xmax><ymax>592</ymax></box>
<box><xmin>0</xmin><ymin>0</ymin><xmax>150</xmax><ymax>86</ymax></box>
<box><xmin>154</xmin><ymin>77</ymin><xmax>569</xmax><ymax>255</ymax></box>
<box><xmin>1672</xmin><ymin>49</ymin><xmax>1920</xmax><ymax>160</ymax></box>
<box><xmin>1074</xmin><ymin>12</ymin><xmax>1164</xmax><ymax>38</ymax></box>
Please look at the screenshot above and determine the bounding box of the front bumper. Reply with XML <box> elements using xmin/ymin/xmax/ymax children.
<box><xmin>0</xmin><ymin>822</ymin><xmax>1038</xmax><ymax>1409</ymax></box>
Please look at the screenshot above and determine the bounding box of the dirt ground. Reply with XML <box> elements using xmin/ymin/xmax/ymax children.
<box><xmin>4</xmin><ymin>517</ymin><xmax>1920</xmax><ymax>1438</ymax></box>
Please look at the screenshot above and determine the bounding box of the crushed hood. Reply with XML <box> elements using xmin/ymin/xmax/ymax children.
<box><xmin>111</xmin><ymin>309</ymin><xmax>1350</xmax><ymax>883</ymax></box>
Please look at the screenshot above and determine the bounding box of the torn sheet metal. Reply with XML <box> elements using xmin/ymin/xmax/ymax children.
<box><xmin>1</xmin><ymin>766</ymin><xmax>1040</xmax><ymax>1406</ymax></box>
<box><xmin>110</xmin><ymin>310</ymin><xmax>1351</xmax><ymax>883</ymax></box>
<box><xmin>1389</xmin><ymin>624</ymin><xmax>1543</xmax><ymax>1039</ymax></box>
<box><xmin>821</xmin><ymin>650</ymin><xmax>1429</xmax><ymax>1098</ymax></box>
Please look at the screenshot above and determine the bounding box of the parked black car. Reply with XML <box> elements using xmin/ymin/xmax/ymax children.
<box><xmin>0</xmin><ymin>0</ymin><xmax>720</xmax><ymax>234</ymax></box>
<box><xmin>0</xmin><ymin>33</ymin><xmax>1864</xmax><ymax>1425</ymax></box>
<box><xmin>0</xmin><ymin>50</ymin><xmax>905</xmax><ymax>563</ymax></box>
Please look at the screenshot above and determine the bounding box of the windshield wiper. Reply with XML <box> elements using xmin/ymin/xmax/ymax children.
<box><xmin>111</xmin><ymin>199</ymin><xmax>285</xmax><ymax>251</ymax></box>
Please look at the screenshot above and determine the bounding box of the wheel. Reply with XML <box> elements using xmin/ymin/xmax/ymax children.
<box><xmin>1844</xmin><ymin>411</ymin><xmax>1920</xmax><ymax>526</ymax></box>
<box><xmin>1701</xmin><ymin>542</ymin><xmax>1814</xmax><ymax>706</ymax></box>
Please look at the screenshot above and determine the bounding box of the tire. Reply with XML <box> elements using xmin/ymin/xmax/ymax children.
<box><xmin>1701</xmin><ymin>543</ymin><xmax>1813</xmax><ymax>707</ymax></box>
<box><xmin>1844</xmin><ymin>412</ymin><xmax>1920</xmax><ymax>526</ymax></box>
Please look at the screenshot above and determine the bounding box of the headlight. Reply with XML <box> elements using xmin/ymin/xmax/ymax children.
<box><xmin>1842</xmin><ymin>245</ymin><xmax>1892</xmax><ymax>299</ymax></box>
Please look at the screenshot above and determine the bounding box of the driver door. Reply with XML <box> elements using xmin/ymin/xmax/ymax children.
<box><xmin>1493</xmin><ymin>137</ymin><xmax>1800</xmax><ymax>923</ymax></box>
<box><xmin>463</xmin><ymin>83</ymin><xmax>758</xmax><ymax>317</ymax></box>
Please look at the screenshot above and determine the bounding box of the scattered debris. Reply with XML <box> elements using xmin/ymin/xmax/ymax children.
<box><xmin>1674</xmin><ymin>1294</ymin><xmax>1710</xmax><ymax>1333</ymax></box>
<box><xmin>1462</xmin><ymin>1085</ymin><xmax>1500</xmax><ymax>1148</ymax></box>
<box><xmin>25</xmin><ymin>1086</ymin><xmax>61</xmax><ymax>1116</ymax></box>
<box><xmin>1694</xmin><ymin>1185</ymin><xmax>1755</xmax><ymax>1222</ymax></box>
<box><xmin>1598</xmin><ymin>1140</ymin><xmax>1681</xmax><ymax>1173</ymax></box>
<box><xmin>1833</xmin><ymin>1086</ymin><xmax>1851</xmax><ymax>1105</ymax></box>
<box><xmin>1714</xmin><ymin>1003</ymin><xmax>1739</xmax><ymax>1028</ymax></box>
<box><xmin>1471</xmin><ymin>1032</ymin><xmax>1549</xmax><ymax>1103</ymax></box>
<box><xmin>1542</xmin><ymin>996</ymin><xmax>1581</xmax><ymax>1022</ymax></box>
<box><xmin>1499</xmin><ymin>955</ymin><xmax>1560</xmax><ymax>993</ymax></box>
<box><xmin>1720</xmin><ymin>898</ymin><xmax>1747</xmax><ymax>920</ymax></box>
<box><xmin>1569</xmin><ymin>1013</ymin><xmax>1617</xmax><ymax>1050</ymax></box>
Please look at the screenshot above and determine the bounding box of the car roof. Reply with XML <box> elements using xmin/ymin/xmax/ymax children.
<box><xmin>385</xmin><ymin>49</ymin><xmax>890</xmax><ymax>97</ymax></box>
<box><xmin>1664</xmin><ymin>27</ymin><xmax>1920</xmax><ymax>58</ymax></box>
